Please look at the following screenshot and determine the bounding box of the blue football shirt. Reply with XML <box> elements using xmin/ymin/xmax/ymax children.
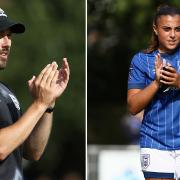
<box><xmin>128</xmin><ymin>47</ymin><xmax>180</xmax><ymax>150</ymax></box>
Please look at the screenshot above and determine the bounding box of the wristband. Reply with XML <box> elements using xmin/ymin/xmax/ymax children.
<box><xmin>45</xmin><ymin>107</ymin><xmax>55</xmax><ymax>113</ymax></box>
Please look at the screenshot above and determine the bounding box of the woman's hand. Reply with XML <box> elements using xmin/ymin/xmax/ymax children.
<box><xmin>160</xmin><ymin>65</ymin><xmax>180</xmax><ymax>89</ymax></box>
<box><xmin>155</xmin><ymin>53</ymin><xmax>163</xmax><ymax>86</ymax></box>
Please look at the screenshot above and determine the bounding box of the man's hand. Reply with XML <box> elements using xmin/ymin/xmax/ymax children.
<box><xmin>53</xmin><ymin>58</ymin><xmax>70</xmax><ymax>99</ymax></box>
<box><xmin>28</xmin><ymin>58</ymin><xmax>70</xmax><ymax>107</ymax></box>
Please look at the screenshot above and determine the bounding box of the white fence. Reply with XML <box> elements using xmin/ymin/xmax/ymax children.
<box><xmin>87</xmin><ymin>145</ymin><xmax>144</xmax><ymax>180</ymax></box>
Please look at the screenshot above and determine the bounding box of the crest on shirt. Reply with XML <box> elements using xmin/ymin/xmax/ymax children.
<box><xmin>0</xmin><ymin>8</ymin><xmax>7</xmax><ymax>17</ymax></box>
<box><xmin>141</xmin><ymin>154</ymin><xmax>150</xmax><ymax>169</ymax></box>
<box><xmin>128</xmin><ymin>67</ymin><xmax>133</xmax><ymax>80</ymax></box>
<box><xmin>9</xmin><ymin>94</ymin><xmax>20</xmax><ymax>110</ymax></box>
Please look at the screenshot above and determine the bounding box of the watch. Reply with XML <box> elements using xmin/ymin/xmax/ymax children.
<box><xmin>45</xmin><ymin>107</ymin><xmax>55</xmax><ymax>113</ymax></box>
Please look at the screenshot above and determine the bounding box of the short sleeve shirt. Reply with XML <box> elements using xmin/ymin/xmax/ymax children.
<box><xmin>128</xmin><ymin>48</ymin><xmax>180</xmax><ymax>150</ymax></box>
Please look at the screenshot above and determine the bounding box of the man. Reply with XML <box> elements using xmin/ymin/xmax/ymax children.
<box><xmin>0</xmin><ymin>8</ymin><xmax>70</xmax><ymax>179</ymax></box>
<box><xmin>127</xmin><ymin>4</ymin><xmax>180</xmax><ymax>180</ymax></box>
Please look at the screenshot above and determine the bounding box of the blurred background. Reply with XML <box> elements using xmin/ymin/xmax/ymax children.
<box><xmin>87</xmin><ymin>0</ymin><xmax>180</xmax><ymax>179</ymax></box>
<box><xmin>0</xmin><ymin>0</ymin><xmax>85</xmax><ymax>180</ymax></box>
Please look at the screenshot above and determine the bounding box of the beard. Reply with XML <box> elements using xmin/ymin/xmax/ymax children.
<box><xmin>0</xmin><ymin>47</ymin><xmax>10</xmax><ymax>70</ymax></box>
<box><xmin>0</xmin><ymin>60</ymin><xmax>7</xmax><ymax>70</ymax></box>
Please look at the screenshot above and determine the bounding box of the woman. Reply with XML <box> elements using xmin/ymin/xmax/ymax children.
<box><xmin>128</xmin><ymin>5</ymin><xmax>180</xmax><ymax>180</ymax></box>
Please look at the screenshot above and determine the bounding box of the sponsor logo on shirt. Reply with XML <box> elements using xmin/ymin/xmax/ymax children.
<box><xmin>9</xmin><ymin>94</ymin><xmax>20</xmax><ymax>110</ymax></box>
<box><xmin>177</xmin><ymin>61</ymin><xmax>180</xmax><ymax>72</ymax></box>
<box><xmin>14</xmin><ymin>168</ymin><xmax>23</xmax><ymax>180</ymax></box>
